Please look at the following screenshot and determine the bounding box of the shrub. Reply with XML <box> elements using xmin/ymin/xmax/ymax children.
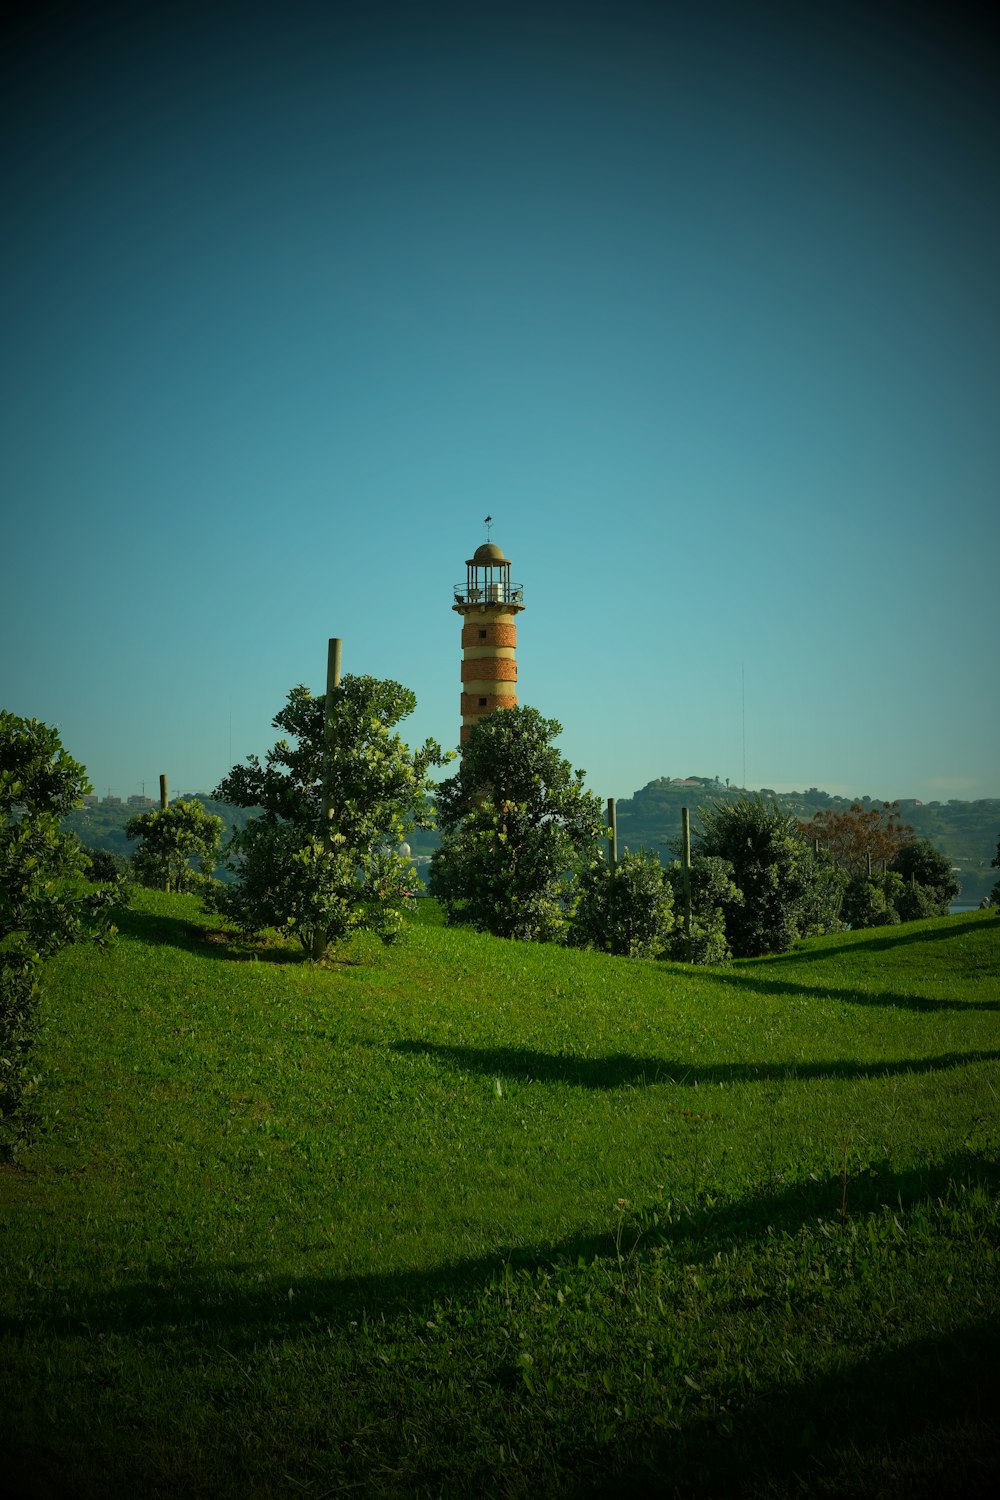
<box><xmin>693</xmin><ymin>797</ymin><xmax>838</xmax><ymax>957</ymax></box>
<box><xmin>126</xmin><ymin>800</ymin><xmax>223</xmax><ymax>894</ymax></box>
<box><xmin>569</xmin><ymin>851</ymin><xmax>675</xmax><ymax>959</ymax></box>
<box><xmin>889</xmin><ymin>839</ymin><xmax>959</xmax><ymax>916</ymax></box>
<box><xmin>82</xmin><ymin>846</ymin><xmax>129</xmax><ymax>883</ymax></box>
<box><xmin>429</xmin><ymin>707</ymin><xmax>604</xmax><ymax>942</ymax></box>
<box><xmin>212</xmin><ymin>678</ymin><xmax>444</xmax><ymax>959</ymax></box>
<box><xmin>1</xmin><ymin>712</ymin><xmax>123</xmax><ymax>1150</ymax></box>
<box><xmin>663</xmin><ymin>855</ymin><xmax>742</xmax><ymax>964</ymax></box>
<box><xmin>841</xmin><ymin>873</ymin><xmax>904</xmax><ymax>929</ymax></box>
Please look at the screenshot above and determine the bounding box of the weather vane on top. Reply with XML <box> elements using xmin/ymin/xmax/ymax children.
<box><xmin>483</xmin><ymin>514</ymin><xmax>494</xmax><ymax>540</ymax></box>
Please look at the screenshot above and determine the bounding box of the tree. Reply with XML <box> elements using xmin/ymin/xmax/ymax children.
<box><xmin>212</xmin><ymin>678</ymin><xmax>444</xmax><ymax>958</ymax></box>
<box><xmin>889</xmin><ymin>839</ymin><xmax>959</xmax><ymax>916</ymax></box>
<box><xmin>82</xmin><ymin>847</ymin><xmax>129</xmax><ymax>882</ymax></box>
<box><xmin>569</xmin><ymin>850</ymin><xmax>675</xmax><ymax>959</ymax></box>
<box><xmin>663</xmin><ymin>855</ymin><xmax>743</xmax><ymax>964</ymax></box>
<box><xmin>799</xmin><ymin>801</ymin><xmax>914</xmax><ymax>876</ymax></box>
<box><xmin>840</xmin><ymin>872</ymin><xmax>904</xmax><ymax>929</ymax></box>
<box><xmin>1</xmin><ymin>712</ymin><xmax>123</xmax><ymax>1147</ymax></box>
<box><xmin>428</xmin><ymin>706</ymin><xmax>604</xmax><ymax>941</ymax></box>
<box><xmin>126</xmin><ymin>800</ymin><xmax>224</xmax><ymax>893</ymax></box>
<box><xmin>992</xmin><ymin>834</ymin><xmax>1000</xmax><ymax>908</ymax></box>
<box><xmin>693</xmin><ymin>796</ymin><xmax>838</xmax><ymax>957</ymax></box>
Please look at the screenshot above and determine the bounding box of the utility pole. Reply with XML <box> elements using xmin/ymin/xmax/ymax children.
<box><xmin>607</xmin><ymin>797</ymin><xmax>617</xmax><ymax>869</ymax></box>
<box><xmin>313</xmin><ymin>638</ymin><xmax>342</xmax><ymax>960</ymax></box>
<box><xmin>681</xmin><ymin>806</ymin><xmax>693</xmax><ymax>961</ymax></box>
<box><xmin>322</xmin><ymin>638</ymin><xmax>342</xmax><ymax>854</ymax></box>
<box><xmin>159</xmin><ymin>775</ymin><xmax>168</xmax><ymax>810</ymax></box>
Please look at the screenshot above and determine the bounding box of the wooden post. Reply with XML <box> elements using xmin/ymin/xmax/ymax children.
<box><xmin>607</xmin><ymin>797</ymin><xmax>617</xmax><ymax>869</ymax></box>
<box><xmin>681</xmin><ymin>806</ymin><xmax>692</xmax><ymax>961</ymax></box>
<box><xmin>322</xmin><ymin>638</ymin><xmax>342</xmax><ymax>852</ymax></box>
<box><xmin>158</xmin><ymin>775</ymin><xmax>169</xmax><ymax>889</ymax></box>
<box><xmin>314</xmin><ymin>639</ymin><xmax>342</xmax><ymax>960</ymax></box>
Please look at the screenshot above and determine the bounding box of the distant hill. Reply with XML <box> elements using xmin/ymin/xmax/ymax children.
<box><xmin>613</xmin><ymin>781</ymin><xmax>1000</xmax><ymax>905</ymax></box>
<box><xmin>62</xmin><ymin>794</ymin><xmax>259</xmax><ymax>883</ymax></box>
<box><xmin>64</xmin><ymin>783</ymin><xmax>1000</xmax><ymax>904</ymax></box>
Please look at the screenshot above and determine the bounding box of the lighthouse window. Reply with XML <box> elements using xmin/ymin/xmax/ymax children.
<box><xmin>478</xmin><ymin>697</ymin><xmax>487</xmax><ymax>706</ymax></box>
<box><xmin>478</xmin><ymin>629</ymin><xmax>487</xmax><ymax>639</ymax></box>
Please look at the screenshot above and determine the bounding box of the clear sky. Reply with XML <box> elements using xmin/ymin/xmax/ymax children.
<box><xmin>2</xmin><ymin>0</ymin><xmax>997</xmax><ymax>807</ymax></box>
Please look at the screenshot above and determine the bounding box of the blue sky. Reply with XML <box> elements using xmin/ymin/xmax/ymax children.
<box><xmin>2</xmin><ymin>0</ymin><xmax>997</xmax><ymax>807</ymax></box>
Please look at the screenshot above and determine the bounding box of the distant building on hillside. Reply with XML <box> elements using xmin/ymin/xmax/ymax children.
<box><xmin>127</xmin><ymin>795</ymin><xmax>155</xmax><ymax>809</ymax></box>
<box><xmin>82</xmin><ymin>794</ymin><xmax>99</xmax><ymax>807</ymax></box>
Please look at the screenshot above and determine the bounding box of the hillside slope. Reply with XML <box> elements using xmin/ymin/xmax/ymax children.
<box><xmin>2</xmin><ymin>897</ymin><xmax>998</xmax><ymax>1496</ymax></box>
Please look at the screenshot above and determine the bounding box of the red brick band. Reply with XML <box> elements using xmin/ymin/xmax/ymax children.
<box><xmin>461</xmin><ymin>657</ymin><xmax>517</xmax><ymax>683</ymax></box>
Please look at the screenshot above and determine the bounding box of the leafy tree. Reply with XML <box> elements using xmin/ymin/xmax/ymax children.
<box><xmin>212</xmin><ymin>678</ymin><xmax>444</xmax><ymax>958</ymax></box>
<box><xmin>126</xmin><ymin>800</ymin><xmax>224</xmax><ymax>893</ymax></box>
<box><xmin>693</xmin><ymin>796</ymin><xmax>837</xmax><ymax>957</ymax></box>
<box><xmin>799</xmin><ymin>801</ymin><xmax>914</xmax><ymax>875</ymax></box>
<box><xmin>1</xmin><ymin>712</ymin><xmax>123</xmax><ymax>1148</ymax></box>
<box><xmin>840</xmin><ymin>873</ymin><xmax>904</xmax><ymax>929</ymax></box>
<box><xmin>796</xmin><ymin>850</ymin><xmax>848</xmax><ymax>938</ymax></box>
<box><xmin>568</xmin><ymin>850</ymin><xmax>675</xmax><ymax>959</ymax></box>
<box><xmin>82</xmin><ymin>847</ymin><xmax>129</xmax><ymax>882</ymax></box>
<box><xmin>991</xmin><ymin>834</ymin><xmax>1000</xmax><ymax>908</ymax></box>
<box><xmin>889</xmin><ymin>839</ymin><xmax>959</xmax><ymax>916</ymax></box>
<box><xmin>893</xmin><ymin>878</ymin><xmax>946</xmax><ymax>923</ymax></box>
<box><xmin>663</xmin><ymin>855</ymin><xmax>743</xmax><ymax>964</ymax></box>
<box><xmin>429</xmin><ymin>707</ymin><xmax>604</xmax><ymax>941</ymax></box>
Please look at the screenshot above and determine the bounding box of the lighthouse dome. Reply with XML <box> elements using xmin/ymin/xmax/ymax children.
<box><xmin>470</xmin><ymin>542</ymin><xmax>509</xmax><ymax>565</ymax></box>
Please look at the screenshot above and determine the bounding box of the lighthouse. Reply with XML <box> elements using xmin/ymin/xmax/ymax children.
<box><xmin>452</xmin><ymin>538</ymin><xmax>525</xmax><ymax>745</ymax></box>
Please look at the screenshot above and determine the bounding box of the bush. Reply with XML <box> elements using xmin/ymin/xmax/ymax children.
<box><xmin>569</xmin><ymin>851</ymin><xmax>675</xmax><ymax>959</ymax></box>
<box><xmin>82</xmin><ymin>846</ymin><xmax>129</xmax><ymax>883</ymax></box>
<box><xmin>894</xmin><ymin>879</ymin><xmax>945</xmax><ymax>923</ymax></box>
<box><xmin>663</xmin><ymin>855</ymin><xmax>742</xmax><ymax>964</ymax></box>
<box><xmin>841</xmin><ymin>873</ymin><xmax>903</xmax><ymax>929</ymax></box>
<box><xmin>1</xmin><ymin>712</ymin><xmax>123</xmax><ymax>1150</ymax></box>
<box><xmin>212</xmin><ymin>817</ymin><xmax>416</xmax><ymax>950</ymax></box>
<box><xmin>213</xmin><ymin>678</ymin><xmax>444</xmax><ymax>959</ymax></box>
<box><xmin>126</xmin><ymin>800</ymin><xmax>223</xmax><ymax>894</ymax></box>
<box><xmin>693</xmin><ymin>797</ymin><xmax>838</xmax><ymax>957</ymax></box>
<box><xmin>889</xmin><ymin>839</ymin><xmax>959</xmax><ymax>915</ymax></box>
<box><xmin>429</xmin><ymin>707</ymin><xmax>604</xmax><ymax>942</ymax></box>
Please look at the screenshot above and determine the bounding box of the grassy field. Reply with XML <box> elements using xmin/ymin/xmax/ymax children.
<box><xmin>2</xmin><ymin>893</ymin><xmax>998</xmax><ymax>1497</ymax></box>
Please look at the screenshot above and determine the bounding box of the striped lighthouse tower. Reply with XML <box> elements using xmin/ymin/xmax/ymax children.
<box><xmin>452</xmin><ymin>537</ymin><xmax>525</xmax><ymax>745</ymax></box>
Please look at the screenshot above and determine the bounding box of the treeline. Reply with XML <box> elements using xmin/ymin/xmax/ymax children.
<box><xmin>64</xmin><ymin>780</ymin><xmax>1000</xmax><ymax>902</ymax></box>
<box><xmin>614</xmin><ymin>781</ymin><xmax>1000</xmax><ymax>904</ymax></box>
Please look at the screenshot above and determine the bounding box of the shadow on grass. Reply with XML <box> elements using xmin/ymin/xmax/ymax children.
<box><xmin>777</xmin><ymin>914</ymin><xmax>996</xmax><ymax>963</ymax></box>
<box><xmin>392</xmin><ymin>1038</ymin><xmax>1000</xmax><ymax>1089</ymax></box>
<box><xmin>596</xmin><ymin>1316</ymin><xmax>1000</xmax><ymax>1500</ymax></box>
<box><xmin>6</xmin><ymin>1151</ymin><xmax>998</xmax><ymax>1346</ymax></box>
<box><xmin>6</xmin><ymin>1151</ymin><xmax>999</xmax><ymax>1492</ymax></box>
<box><xmin>115</xmin><ymin>908</ymin><xmax>306</xmax><ymax>964</ymax></box>
<box><xmin>668</xmin><ymin>963</ymin><xmax>1000</xmax><ymax>1013</ymax></box>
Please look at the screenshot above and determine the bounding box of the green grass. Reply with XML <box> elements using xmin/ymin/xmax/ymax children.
<box><xmin>2</xmin><ymin>893</ymin><xmax>999</xmax><ymax>1496</ymax></box>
